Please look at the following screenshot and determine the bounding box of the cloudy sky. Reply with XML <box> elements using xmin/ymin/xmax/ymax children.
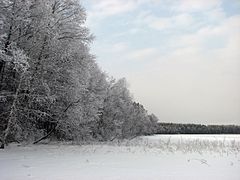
<box><xmin>82</xmin><ymin>0</ymin><xmax>240</xmax><ymax>125</ymax></box>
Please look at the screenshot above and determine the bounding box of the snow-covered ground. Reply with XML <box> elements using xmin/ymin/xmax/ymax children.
<box><xmin>0</xmin><ymin>135</ymin><xmax>240</xmax><ymax>180</ymax></box>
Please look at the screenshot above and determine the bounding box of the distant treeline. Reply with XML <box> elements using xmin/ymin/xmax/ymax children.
<box><xmin>156</xmin><ymin>123</ymin><xmax>240</xmax><ymax>134</ymax></box>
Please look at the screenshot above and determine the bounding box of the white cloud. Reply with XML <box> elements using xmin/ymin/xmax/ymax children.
<box><xmin>92</xmin><ymin>41</ymin><xmax>129</xmax><ymax>55</ymax></box>
<box><xmin>86</xmin><ymin>0</ymin><xmax>148</xmax><ymax>19</ymax></box>
<box><xmin>204</xmin><ymin>7</ymin><xmax>226</xmax><ymax>22</ymax></box>
<box><xmin>127</xmin><ymin>14</ymin><xmax>240</xmax><ymax>124</ymax></box>
<box><xmin>89</xmin><ymin>0</ymin><xmax>135</xmax><ymax>17</ymax></box>
<box><xmin>169</xmin><ymin>14</ymin><xmax>240</xmax><ymax>49</ymax></box>
<box><xmin>83</xmin><ymin>0</ymin><xmax>240</xmax><ymax>124</ymax></box>
<box><xmin>111</xmin><ymin>42</ymin><xmax>129</xmax><ymax>53</ymax></box>
<box><xmin>148</xmin><ymin>16</ymin><xmax>171</xmax><ymax>30</ymax></box>
<box><xmin>84</xmin><ymin>0</ymin><xmax>148</xmax><ymax>28</ymax></box>
<box><xmin>136</xmin><ymin>12</ymin><xmax>194</xmax><ymax>31</ymax></box>
<box><xmin>174</xmin><ymin>0</ymin><xmax>222</xmax><ymax>12</ymax></box>
<box><xmin>127</xmin><ymin>48</ymin><xmax>159</xmax><ymax>61</ymax></box>
<box><xmin>174</xmin><ymin>13</ymin><xmax>194</xmax><ymax>26</ymax></box>
<box><xmin>132</xmin><ymin>0</ymin><xmax>224</xmax><ymax>31</ymax></box>
<box><xmin>129</xmin><ymin>28</ymin><xmax>141</xmax><ymax>34</ymax></box>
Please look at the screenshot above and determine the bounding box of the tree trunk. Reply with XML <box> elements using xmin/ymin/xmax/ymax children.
<box><xmin>1</xmin><ymin>0</ymin><xmax>16</xmax><ymax>88</ymax></box>
<box><xmin>33</xmin><ymin>126</ymin><xmax>56</xmax><ymax>144</ymax></box>
<box><xmin>3</xmin><ymin>72</ymin><xmax>25</xmax><ymax>146</ymax></box>
<box><xmin>0</xmin><ymin>138</ymin><xmax>4</xmax><ymax>149</ymax></box>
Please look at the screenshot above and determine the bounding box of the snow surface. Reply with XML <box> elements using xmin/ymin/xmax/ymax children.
<box><xmin>0</xmin><ymin>135</ymin><xmax>240</xmax><ymax>180</ymax></box>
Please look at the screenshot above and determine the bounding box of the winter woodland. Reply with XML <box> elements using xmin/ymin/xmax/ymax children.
<box><xmin>0</xmin><ymin>0</ymin><xmax>159</xmax><ymax>147</ymax></box>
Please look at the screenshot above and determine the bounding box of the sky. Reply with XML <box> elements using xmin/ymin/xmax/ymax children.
<box><xmin>81</xmin><ymin>0</ymin><xmax>240</xmax><ymax>125</ymax></box>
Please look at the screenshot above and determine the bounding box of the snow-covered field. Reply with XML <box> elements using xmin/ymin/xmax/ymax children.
<box><xmin>0</xmin><ymin>135</ymin><xmax>240</xmax><ymax>180</ymax></box>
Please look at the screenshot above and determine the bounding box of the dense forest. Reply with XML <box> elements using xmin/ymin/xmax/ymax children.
<box><xmin>156</xmin><ymin>123</ymin><xmax>240</xmax><ymax>134</ymax></box>
<box><xmin>0</xmin><ymin>0</ymin><xmax>239</xmax><ymax>149</ymax></box>
<box><xmin>0</xmin><ymin>0</ymin><xmax>159</xmax><ymax>148</ymax></box>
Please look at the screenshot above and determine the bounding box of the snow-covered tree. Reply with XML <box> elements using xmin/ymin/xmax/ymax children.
<box><xmin>97</xmin><ymin>78</ymin><xmax>132</xmax><ymax>140</ymax></box>
<box><xmin>0</xmin><ymin>0</ymin><xmax>95</xmax><ymax>143</ymax></box>
<box><xmin>0</xmin><ymin>0</ymin><xmax>160</xmax><ymax>146</ymax></box>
